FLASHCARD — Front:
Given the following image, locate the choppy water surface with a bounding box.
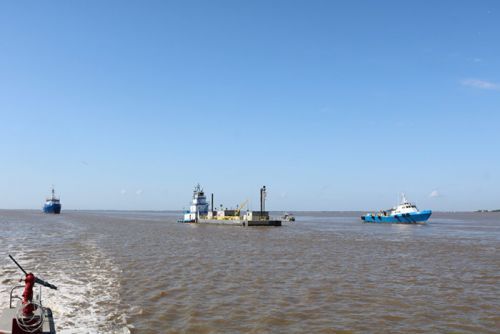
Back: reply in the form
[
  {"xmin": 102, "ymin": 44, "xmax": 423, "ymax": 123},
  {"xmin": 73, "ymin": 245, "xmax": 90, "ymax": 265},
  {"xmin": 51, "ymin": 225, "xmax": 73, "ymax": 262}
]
[{"xmin": 1, "ymin": 210, "xmax": 499, "ymax": 333}]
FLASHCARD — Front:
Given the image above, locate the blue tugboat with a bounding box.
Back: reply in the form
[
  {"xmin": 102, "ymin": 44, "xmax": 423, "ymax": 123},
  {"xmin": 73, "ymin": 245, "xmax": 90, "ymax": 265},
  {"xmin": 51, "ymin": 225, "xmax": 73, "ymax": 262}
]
[
  {"xmin": 361, "ymin": 194, "xmax": 431, "ymax": 224},
  {"xmin": 43, "ymin": 186, "xmax": 62, "ymax": 214}
]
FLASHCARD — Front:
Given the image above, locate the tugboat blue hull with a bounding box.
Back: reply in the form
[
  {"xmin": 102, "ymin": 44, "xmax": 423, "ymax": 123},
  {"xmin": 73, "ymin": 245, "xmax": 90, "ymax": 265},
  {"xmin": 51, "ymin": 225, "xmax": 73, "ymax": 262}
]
[
  {"xmin": 43, "ymin": 203, "xmax": 62, "ymax": 214},
  {"xmin": 362, "ymin": 210, "xmax": 431, "ymax": 224}
]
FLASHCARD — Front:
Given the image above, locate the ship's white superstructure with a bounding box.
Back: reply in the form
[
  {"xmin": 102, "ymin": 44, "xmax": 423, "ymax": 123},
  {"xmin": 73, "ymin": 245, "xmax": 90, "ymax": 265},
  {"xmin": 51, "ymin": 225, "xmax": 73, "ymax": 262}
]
[
  {"xmin": 183, "ymin": 184, "xmax": 209, "ymax": 222},
  {"xmin": 391, "ymin": 194, "xmax": 419, "ymax": 215}
]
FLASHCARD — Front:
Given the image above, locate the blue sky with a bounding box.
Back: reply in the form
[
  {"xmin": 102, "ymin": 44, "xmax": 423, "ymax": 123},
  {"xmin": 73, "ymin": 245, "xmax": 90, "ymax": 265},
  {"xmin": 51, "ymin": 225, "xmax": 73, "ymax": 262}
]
[{"xmin": 0, "ymin": 1, "xmax": 499, "ymax": 211}]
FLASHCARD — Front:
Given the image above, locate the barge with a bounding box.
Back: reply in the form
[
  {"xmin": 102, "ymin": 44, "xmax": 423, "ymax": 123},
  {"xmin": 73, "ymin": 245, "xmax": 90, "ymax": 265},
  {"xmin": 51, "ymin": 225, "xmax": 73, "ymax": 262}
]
[{"xmin": 179, "ymin": 185, "xmax": 281, "ymax": 227}]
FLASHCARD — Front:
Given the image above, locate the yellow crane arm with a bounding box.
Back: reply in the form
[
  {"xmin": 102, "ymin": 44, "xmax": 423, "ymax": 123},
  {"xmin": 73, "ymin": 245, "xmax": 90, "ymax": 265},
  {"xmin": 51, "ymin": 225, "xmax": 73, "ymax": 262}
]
[{"xmin": 236, "ymin": 199, "xmax": 249, "ymax": 213}]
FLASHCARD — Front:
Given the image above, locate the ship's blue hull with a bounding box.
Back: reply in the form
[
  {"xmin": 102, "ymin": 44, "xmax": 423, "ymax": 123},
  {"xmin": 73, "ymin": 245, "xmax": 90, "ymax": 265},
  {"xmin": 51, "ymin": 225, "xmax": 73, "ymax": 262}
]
[
  {"xmin": 362, "ymin": 210, "xmax": 431, "ymax": 224},
  {"xmin": 43, "ymin": 203, "xmax": 62, "ymax": 214}
]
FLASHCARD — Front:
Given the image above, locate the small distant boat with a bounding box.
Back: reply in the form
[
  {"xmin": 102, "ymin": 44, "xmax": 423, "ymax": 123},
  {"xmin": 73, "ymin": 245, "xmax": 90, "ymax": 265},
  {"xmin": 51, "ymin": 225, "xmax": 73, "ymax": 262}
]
[
  {"xmin": 281, "ymin": 213, "xmax": 295, "ymax": 222},
  {"xmin": 43, "ymin": 186, "xmax": 62, "ymax": 214},
  {"xmin": 361, "ymin": 194, "xmax": 431, "ymax": 224}
]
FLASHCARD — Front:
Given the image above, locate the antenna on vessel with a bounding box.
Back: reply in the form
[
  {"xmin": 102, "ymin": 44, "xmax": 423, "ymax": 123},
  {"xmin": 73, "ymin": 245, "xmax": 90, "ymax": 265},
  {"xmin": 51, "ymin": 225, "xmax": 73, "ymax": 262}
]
[{"xmin": 401, "ymin": 193, "xmax": 407, "ymax": 204}]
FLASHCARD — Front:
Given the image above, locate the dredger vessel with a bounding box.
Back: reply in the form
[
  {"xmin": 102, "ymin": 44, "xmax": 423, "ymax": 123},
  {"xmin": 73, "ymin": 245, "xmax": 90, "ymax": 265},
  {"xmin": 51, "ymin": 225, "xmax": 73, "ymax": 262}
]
[{"xmin": 180, "ymin": 184, "xmax": 281, "ymax": 226}]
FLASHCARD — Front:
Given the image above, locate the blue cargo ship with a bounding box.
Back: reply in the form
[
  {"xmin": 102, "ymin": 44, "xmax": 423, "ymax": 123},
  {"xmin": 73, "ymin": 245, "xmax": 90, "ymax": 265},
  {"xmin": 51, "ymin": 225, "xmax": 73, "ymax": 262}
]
[
  {"xmin": 43, "ymin": 187, "xmax": 62, "ymax": 214},
  {"xmin": 361, "ymin": 194, "xmax": 431, "ymax": 224}
]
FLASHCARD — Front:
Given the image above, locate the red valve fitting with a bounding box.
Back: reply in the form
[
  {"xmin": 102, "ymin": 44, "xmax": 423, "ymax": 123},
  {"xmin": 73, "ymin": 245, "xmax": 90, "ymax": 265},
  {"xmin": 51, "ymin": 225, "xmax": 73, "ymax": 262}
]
[{"xmin": 22, "ymin": 273, "xmax": 35, "ymax": 316}]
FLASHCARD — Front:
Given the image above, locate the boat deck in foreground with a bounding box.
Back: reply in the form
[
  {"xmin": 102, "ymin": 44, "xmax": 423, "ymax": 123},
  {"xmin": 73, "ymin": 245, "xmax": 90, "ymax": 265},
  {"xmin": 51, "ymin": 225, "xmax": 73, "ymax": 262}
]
[{"xmin": 0, "ymin": 305, "xmax": 56, "ymax": 334}]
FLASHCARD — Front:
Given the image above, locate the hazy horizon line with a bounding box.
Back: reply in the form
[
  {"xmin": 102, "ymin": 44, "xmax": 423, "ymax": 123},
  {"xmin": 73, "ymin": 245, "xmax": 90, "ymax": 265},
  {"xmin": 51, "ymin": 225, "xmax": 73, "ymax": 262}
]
[{"xmin": 0, "ymin": 208, "xmax": 496, "ymax": 214}]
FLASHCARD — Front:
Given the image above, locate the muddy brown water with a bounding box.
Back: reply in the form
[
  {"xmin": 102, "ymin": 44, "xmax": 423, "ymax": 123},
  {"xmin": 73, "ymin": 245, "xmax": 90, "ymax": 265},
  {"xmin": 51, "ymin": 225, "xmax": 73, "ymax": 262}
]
[{"xmin": 1, "ymin": 210, "xmax": 499, "ymax": 333}]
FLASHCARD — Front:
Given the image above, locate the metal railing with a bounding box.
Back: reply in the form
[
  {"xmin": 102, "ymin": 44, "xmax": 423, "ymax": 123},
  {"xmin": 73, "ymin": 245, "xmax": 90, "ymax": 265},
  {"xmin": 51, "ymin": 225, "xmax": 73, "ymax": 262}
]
[
  {"xmin": 9, "ymin": 285, "xmax": 43, "ymax": 309},
  {"xmin": 9, "ymin": 285, "xmax": 24, "ymax": 308}
]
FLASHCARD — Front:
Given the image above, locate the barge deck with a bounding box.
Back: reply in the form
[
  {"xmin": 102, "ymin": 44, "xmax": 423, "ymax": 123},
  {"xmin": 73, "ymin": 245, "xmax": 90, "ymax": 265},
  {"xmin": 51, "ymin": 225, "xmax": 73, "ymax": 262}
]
[{"xmin": 197, "ymin": 219, "xmax": 282, "ymax": 226}]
